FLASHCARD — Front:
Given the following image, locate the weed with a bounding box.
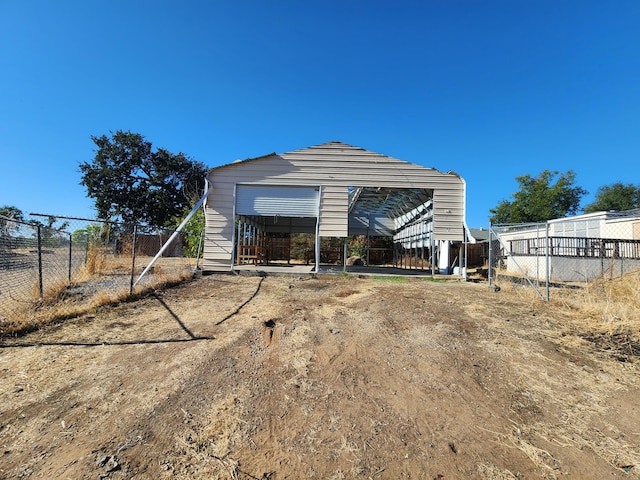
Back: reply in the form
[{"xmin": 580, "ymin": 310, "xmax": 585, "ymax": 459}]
[
  {"xmin": 371, "ymin": 275, "xmax": 406, "ymax": 283},
  {"xmin": 423, "ymin": 276, "xmax": 445, "ymax": 283},
  {"xmin": 556, "ymin": 270, "xmax": 640, "ymax": 330},
  {"xmin": 85, "ymin": 244, "xmax": 107, "ymax": 275}
]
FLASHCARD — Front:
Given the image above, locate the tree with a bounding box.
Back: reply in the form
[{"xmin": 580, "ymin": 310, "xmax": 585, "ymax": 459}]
[
  {"xmin": 71, "ymin": 224, "xmax": 103, "ymax": 246},
  {"xmin": 29, "ymin": 215, "xmax": 70, "ymax": 231},
  {"xmin": 168, "ymin": 207, "xmax": 205, "ymax": 257},
  {"xmin": 79, "ymin": 131, "xmax": 207, "ymax": 228},
  {"xmin": 0, "ymin": 205, "xmax": 24, "ymax": 222},
  {"xmin": 490, "ymin": 170, "xmax": 587, "ymax": 224},
  {"xmin": 0, "ymin": 205, "xmax": 25, "ymax": 235},
  {"xmin": 583, "ymin": 183, "xmax": 640, "ymax": 213}
]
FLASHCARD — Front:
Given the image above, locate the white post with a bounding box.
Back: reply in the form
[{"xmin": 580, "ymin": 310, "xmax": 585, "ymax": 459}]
[
  {"xmin": 438, "ymin": 240, "xmax": 450, "ymax": 274},
  {"xmin": 314, "ymin": 186, "xmax": 321, "ymax": 273},
  {"xmin": 133, "ymin": 182, "xmax": 209, "ymax": 288}
]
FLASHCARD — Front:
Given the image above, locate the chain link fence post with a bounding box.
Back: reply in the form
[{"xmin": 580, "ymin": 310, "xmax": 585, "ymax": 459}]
[
  {"xmin": 130, "ymin": 224, "xmax": 138, "ymax": 296},
  {"xmin": 488, "ymin": 225, "xmax": 493, "ymax": 288},
  {"xmin": 68, "ymin": 231, "xmax": 73, "ymax": 282},
  {"xmin": 545, "ymin": 221, "xmax": 550, "ymax": 301},
  {"xmin": 36, "ymin": 224, "xmax": 43, "ymax": 301}
]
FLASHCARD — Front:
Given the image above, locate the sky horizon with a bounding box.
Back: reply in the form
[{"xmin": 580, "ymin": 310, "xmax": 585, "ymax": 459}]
[{"xmin": 2, "ymin": 1, "xmax": 639, "ymax": 228}]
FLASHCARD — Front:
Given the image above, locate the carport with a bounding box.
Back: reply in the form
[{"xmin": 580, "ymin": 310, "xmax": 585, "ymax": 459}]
[{"xmin": 202, "ymin": 142, "xmax": 468, "ymax": 275}]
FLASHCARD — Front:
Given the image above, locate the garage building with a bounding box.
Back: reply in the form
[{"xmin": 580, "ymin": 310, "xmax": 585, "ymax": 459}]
[{"xmin": 202, "ymin": 141, "xmax": 467, "ymax": 274}]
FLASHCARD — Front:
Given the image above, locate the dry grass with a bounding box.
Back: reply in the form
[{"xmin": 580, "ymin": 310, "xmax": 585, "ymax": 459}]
[
  {"xmin": 41, "ymin": 278, "xmax": 73, "ymax": 305},
  {"xmin": 495, "ymin": 265, "xmax": 640, "ymax": 337},
  {"xmin": 84, "ymin": 244, "xmax": 108, "ymax": 275},
  {"xmin": 469, "ymin": 268, "xmax": 640, "ymax": 475},
  {"xmin": 557, "ymin": 270, "xmax": 640, "ymax": 326},
  {"xmin": 479, "ymin": 272, "xmax": 640, "ymax": 478},
  {"xmin": 172, "ymin": 392, "xmax": 247, "ymax": 479},
  {"xmin": 545, "ymin": 271, "xmax": 640, "ymax": 365},
  {"xmin": 0, "ymin": 249, "xmax": 195, "ymax": 338},
  {"xmin": 476, "ymin": 462, "xmax": 519, "ymax": 479},
  {"xmin": 551, "ymin": 270, "xmax": 640, "ymax": 346}
]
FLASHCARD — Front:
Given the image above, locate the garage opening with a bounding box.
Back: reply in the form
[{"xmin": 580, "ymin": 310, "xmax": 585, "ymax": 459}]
[
  {"xmin": 348, "ymin": 186, "xmax": 442, "ymax": 272},
  {"xmin": 233, "ymin": 185, "xmax": 321, "ymax": 271},
  {"xmin": 231, "ymin": 184, "xmax": 464, "ymax": 275}
]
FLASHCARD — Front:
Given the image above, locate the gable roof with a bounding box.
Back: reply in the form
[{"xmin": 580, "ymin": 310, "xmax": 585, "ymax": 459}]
[{"xmin": 211, "ymin": 141, "xmax": 460, "ymax": 178}]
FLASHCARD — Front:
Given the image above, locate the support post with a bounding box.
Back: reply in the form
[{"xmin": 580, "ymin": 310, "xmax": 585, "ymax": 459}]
[
  {"xmin": 195, "ymin": 228, "xmax": 205, "ymax": 272},
  {"xmin": 236, "ymin": 220, "xmax": 243, "ymax": 265},
  {"xmin": 134, "ymin": 183, "xmax": 209, "ymax": 287},
  {"xmin": 314, "ymin": 219, "xmax": 320, "ymax": 274},
  {"xmin": 343, "ymin": 237, "xmax": 348, "ymax": 272},
  {"xmin": 37, "ymin": 225, "xmax": 43, "ymax": 300},
  {"xmin": 366, "ymin": 215, "xmax": 371, "ymax": 266},
  {"xmin": 130, "ymin": 224, "xmax": 138, "ymax": 295},
  {"xmin": 545, "ymin": 222, "xmax": 550, "ymax": 301},
  {"xmin": 68, "ymin": 232, "xmax": 73, "ymax": 282},
  {"xmin": 535, "ymin": 224, "xmax": 540, "ymax": 286},
  {"xmin": 431, "ymin": 237, "xmax": 435, "ymax": 277},
  {"xmin": 463, "ymin": 225, "xmax": 468, "ymax": 280},
  {"xmin": 488, "ymin": 226, "xmax": 493, "ymax": 287}
]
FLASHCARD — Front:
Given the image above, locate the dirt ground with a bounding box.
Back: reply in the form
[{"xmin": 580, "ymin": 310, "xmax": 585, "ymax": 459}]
[{"xmin": 0, "ymin": 273, "xmax": 639, "ymax": 479}]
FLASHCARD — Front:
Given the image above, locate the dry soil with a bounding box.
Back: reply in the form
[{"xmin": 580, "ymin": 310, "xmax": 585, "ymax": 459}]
[{"xmin": 0, "ymin": 273, "xmax": 639, "ymax": 479}]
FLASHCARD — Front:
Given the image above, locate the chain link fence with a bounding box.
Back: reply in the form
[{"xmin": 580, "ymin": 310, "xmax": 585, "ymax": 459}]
[
  {"xmin": 0, "ymin": 213, "xmax": 203, "ymax": 333},
  {"xmin": 489, "ymin": 210, "xmax": 640, "ymax": 300}
]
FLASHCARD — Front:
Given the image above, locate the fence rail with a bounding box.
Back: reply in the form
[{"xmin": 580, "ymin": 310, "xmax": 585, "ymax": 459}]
[{"xmin": 507, "ymin": 236, "xmax": 640, "ymax": 259}]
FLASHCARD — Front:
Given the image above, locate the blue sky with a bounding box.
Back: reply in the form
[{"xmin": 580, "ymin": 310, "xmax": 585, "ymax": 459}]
[{"xmin": 1, "ymin": 0, "xmax": 639, "ymax": 228}]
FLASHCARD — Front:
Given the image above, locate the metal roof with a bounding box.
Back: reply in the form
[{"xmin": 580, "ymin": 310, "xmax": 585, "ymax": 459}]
[{"xmin": 348, "ymin": 186, "xmax": 433, "ymax": 218}]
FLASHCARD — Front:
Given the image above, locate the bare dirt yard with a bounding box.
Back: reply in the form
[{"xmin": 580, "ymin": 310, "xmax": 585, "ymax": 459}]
[{"xmin": 0, "ymin": 273, "xmax": 639, "ymax": 479}]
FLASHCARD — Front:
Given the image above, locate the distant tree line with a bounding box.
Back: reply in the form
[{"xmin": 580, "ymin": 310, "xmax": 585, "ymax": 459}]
[{"xmin": 0, "ymin": 207, "xmax": 69, "ymax": 234}]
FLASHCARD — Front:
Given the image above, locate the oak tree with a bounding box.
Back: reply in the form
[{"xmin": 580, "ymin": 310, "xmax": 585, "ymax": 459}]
[
  {"xmin": 80, "ymin": 131, "xmax": 207, "ymax": 228},
  {"xmin": 0, "ymin": 205, "xmax": 25, "ymax": 235}
]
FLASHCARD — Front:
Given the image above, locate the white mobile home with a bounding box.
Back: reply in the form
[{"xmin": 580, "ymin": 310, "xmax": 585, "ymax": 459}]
[{"xmin": 494, "ymin": 209, "xmax": 640, "ymax": 281}]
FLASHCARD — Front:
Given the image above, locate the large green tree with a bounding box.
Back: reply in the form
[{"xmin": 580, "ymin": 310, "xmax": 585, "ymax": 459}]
[
  {"xmin": 583, "ymin": 182, "xmax": 640, "ymax": 213},
  {"xmin": 80, "ymin": 131, "xmax": 207, "ymax": 228},
  {"xmin": 490, "ymin": 170, "xmax": 587, "ymax": 224}
]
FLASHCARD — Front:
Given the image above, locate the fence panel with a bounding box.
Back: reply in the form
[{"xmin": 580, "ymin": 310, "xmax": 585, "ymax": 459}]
[
  {"xmin": 489, "ymin": 224, "xmax": 548, "ymax": 300},
  {"xmin": 0, "ymin": 214, "xmax": 202, "ymax": 331},
  {"xmin": 490, "ymin": 212, "xmax": 640, "ymax": 300},
  {"xmin": 1, "ymin": 219, "xmax": 41, "ymax": 315}
]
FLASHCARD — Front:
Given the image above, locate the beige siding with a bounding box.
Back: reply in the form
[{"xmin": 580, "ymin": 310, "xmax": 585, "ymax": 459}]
[
  {"xmin": 202, "ymin": 188, "xmax": 234, "ymax": 271},
  {"xmin": 433, "ymin": 189, "xmax": 465, "ymax": 240},
  {"xmin": 204, "ymin": 142, "xmax": 466, "ymax": 266},
  {"xmin": 319, "ymin": 186, "xmax": 348, "ymax": 237}
]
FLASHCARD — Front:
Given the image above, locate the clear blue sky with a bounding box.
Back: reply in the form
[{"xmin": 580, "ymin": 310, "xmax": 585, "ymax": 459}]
[{"xmin": 1, "ymin": 0, "xmax": 639, "ymax": 228}]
